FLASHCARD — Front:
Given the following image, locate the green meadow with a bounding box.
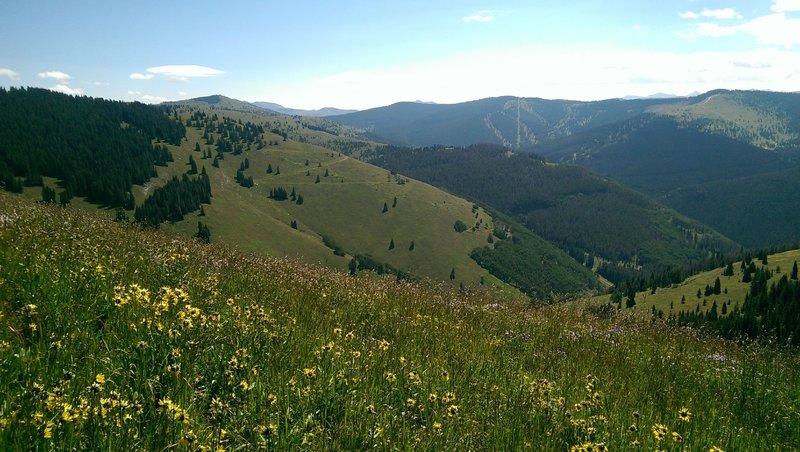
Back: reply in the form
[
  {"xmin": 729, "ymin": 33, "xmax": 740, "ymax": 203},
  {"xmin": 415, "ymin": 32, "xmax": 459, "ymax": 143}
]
[{"xmin": 1, "ymin": 192, "xmax": 799, "ymax": 450}]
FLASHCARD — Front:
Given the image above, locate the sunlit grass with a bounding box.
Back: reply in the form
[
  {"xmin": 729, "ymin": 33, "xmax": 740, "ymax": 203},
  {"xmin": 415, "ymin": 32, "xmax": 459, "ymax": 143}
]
[{"xmin": 1, "ymin": 192, "xmax": 798, "ymax": 450}]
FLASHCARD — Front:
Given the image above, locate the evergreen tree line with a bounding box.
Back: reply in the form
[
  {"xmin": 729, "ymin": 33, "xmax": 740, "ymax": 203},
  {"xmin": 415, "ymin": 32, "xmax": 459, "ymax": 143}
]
[
  {"xmin": 0, "ymin": 87, "xmax": 184, "ymax": 207},
  {"xmin": 268, "ymin": 186, "xmax": 304, "ymax": 204},
  {"xmin": 611, "ymin": 244, "xmax": 799, "ymax": 299},
  {"xmin": 673, "ymin": 266, "xmax": 800, "ymax": 346},
  {"xmin": 134, "ymin": 172, "xmax": 211, "ymax": 227}
]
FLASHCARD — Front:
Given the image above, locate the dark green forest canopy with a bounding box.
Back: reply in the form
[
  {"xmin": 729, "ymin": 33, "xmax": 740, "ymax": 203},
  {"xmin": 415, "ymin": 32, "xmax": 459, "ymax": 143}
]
[
  {"xmin": 366, "ymin": 144, "xmax": 736, "ymax": 272},
  {"xmin": 0, "ymin": 87, "xmax": 185, "ymax": 206}
]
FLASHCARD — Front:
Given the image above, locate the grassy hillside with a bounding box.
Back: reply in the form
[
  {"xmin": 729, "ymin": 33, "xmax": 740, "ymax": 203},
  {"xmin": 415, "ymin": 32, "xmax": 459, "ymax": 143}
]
[
  {"xmin": 653, "ymin": 90, "xmax": 800, "ymax": 152},
  {"xmin": 137, "ymin": 105, "xmax": 504, "ymax": 289},
  {"xmin": 591, "ymin": 249, "xmax": 800, "ymax": 323},
  {"xmin": 2, "ymin": 193, "xmax": 799, "ymax": 450}
]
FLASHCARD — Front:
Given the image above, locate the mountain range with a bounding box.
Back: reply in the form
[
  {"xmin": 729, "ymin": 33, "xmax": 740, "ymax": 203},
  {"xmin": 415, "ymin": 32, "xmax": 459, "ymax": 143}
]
[
  {"xmin": 328, "ymin": 89, "xmax": 800, "ymax": 248},
  {"xmin": 252, "ymin": 101, "xmax": 357, "ymax": 117}
]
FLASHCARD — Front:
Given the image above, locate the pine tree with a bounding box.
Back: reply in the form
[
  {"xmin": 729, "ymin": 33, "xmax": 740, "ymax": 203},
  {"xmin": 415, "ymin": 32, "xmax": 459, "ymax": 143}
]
[
  {"xmin": 324, "ymin": 168, "xmax": 329, "ymax": 177},
  {"xmin": 626, "ymin": 290, "xmax": 636, "ymax": 308},
  {"xmin": 315, "ymin": 175, "xmax": 320, "ymax": 184},
  {"xmin": 392, "ymin": 196, "xmax": 397, "ymax": 208},
  {"xmin": 713, "ymin": 276, "xmax": 721, "ymax": 295},
  {"xmin": 382, "ymin": 202, "xmax": 388, "ymax": 213},
  {"xmin": 723, "ymin": 262, "xmax": 734, "ymax": 276},
  {"xmin": 267, "ymin": 163, "xmax": 273, "ymax": 174},
  {"xmin": 409, "ymin": 241, "xmax": 415, "ymax": 251},
  {"xmin": 792, "ymin": 261, "xmax": 798, "ymax": 280},
  {"xmin": 388, "ymin": 238, "xmax": 395, "ymax": 250},
  {"xmin": 450, "ymin": 268, "xmax": 456, "ymax": 280},
  {"xmin": 290, "ymin": 220, "xmax": 297, "ymax": 229},
  {"xmin": 194, "ymin": 221, "xmax": 211, "ymax": 243},
  {"xmin": 188, "ymin": 155, "xmax": 197, "ymax": 174},
  {"xmin": 296, "ymin": 195, "xmax": 304, "ymax": 205},
  {"xmin": 348, "ymin": 258, "xmax": 357, "ymax": 276},
  {"xmin": 41, "ymin": 185, "xmax": 56, "ymax": 204}
]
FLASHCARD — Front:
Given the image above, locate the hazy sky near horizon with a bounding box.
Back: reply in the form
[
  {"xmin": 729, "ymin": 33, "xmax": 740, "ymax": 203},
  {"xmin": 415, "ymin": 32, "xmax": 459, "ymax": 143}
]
[{"xmin": 1, "ymin": 0, "xmax": 799, "ymax": 110}]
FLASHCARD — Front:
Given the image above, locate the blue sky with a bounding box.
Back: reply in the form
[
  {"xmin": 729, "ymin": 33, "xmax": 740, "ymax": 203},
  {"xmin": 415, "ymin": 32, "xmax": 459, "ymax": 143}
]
[{"xmin": 1, "ymin": 0, "xmax": 798, "ymax": 109}]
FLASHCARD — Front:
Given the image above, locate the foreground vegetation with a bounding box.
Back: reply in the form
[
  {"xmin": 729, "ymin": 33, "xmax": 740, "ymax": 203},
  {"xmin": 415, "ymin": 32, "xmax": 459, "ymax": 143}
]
[{"xmin": 2, "ymin": 193, "xmax": 799, "ymax": 450}]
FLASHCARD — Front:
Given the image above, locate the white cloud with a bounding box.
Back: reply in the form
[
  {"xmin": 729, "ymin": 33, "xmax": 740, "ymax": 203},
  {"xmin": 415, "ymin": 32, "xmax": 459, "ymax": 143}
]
[
  {"xmin": 772, "ymin": 0, "xmax": 800, "ymax": 12},
  {"xmin": 680, "ymin": 8, "xmax": 742, "ymax": 20},
  {"xmin": 0, "ymin": 68, "xmax": 20, "ymax": 80},
  {"xmin": 703, "ymin": 8, "xmax": 742, "ymax": 19},
  {"xmin": 129, "ymin": 72, "xmax": 155, "ymax": 80},
  {"xmin": 177, "ymin": 91, "xmax": 187, "ymax": 96},
  {"xmin": 685, "ymin": 13, "xmax": 800, "ymax": 47},
  {"xmin": 695, "ymin": 22, "xmax": 739, "ymax": 37},
  {"xmin": 49, "ymin": 84, "xmax": 83, "ymax": 96},
  {"xmin": 127, "ymin": 90, "xmax": 142, "ymax": 96},
  {"xmin": 264, "ymin": 46, "xmax": 800, "ymax": 110},
  {"xmin": 91, "ymin": 81, "xmax": 111, "ymax": 86},
  {"xmin": 739, "ymin": 13, "xmax": 800, "ymax": 47},
  {"xmin": 143, "ymin": 64, "xmax": 225, "ymax": 82},
  {"xmin": 38, "ymin": 71, "xmax": 71, "ymax": 81},
  {"xmin": 463, "ymin": 10, "xmax": 495, "ymax": 22},
  {"xmin": 141, "ymin": 94, "xmax": 167, "ymax": 103}
]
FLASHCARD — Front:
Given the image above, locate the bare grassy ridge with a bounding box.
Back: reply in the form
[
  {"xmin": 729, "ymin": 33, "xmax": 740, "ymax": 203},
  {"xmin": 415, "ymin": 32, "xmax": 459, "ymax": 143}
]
[{"xmin": 1, "ymin": 193, "xmax": 798, "ymax": 450}]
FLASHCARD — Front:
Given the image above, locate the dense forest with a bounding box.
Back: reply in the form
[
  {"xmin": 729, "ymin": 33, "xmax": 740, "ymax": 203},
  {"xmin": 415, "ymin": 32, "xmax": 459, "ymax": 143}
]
[
  {"xmin": 0, "ymin": 87, "xmax": 184, "ymax": 206},
  {"xmin": 366, "ymin": 144, "xmax": 735, "ymax": 275},
  {"xmin": 470, "ymin": 208, "xmax": 600, "ymax": 296},
  {"xmin": 134, "ymin": 172, "xmax": 211, "ymax": 227}
]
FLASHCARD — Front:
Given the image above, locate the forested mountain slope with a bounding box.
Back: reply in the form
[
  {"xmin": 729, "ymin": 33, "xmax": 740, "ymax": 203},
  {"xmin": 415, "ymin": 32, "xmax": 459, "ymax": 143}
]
[{"xmin": 365, "ymin": 144, "xmax": 737, "ymax": 277}]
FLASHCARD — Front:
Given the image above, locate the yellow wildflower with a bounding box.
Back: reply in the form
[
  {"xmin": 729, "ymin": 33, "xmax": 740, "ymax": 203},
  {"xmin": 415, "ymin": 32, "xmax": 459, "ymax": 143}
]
[
  {"xmin": 447, "ymin": 405, "xmax": 459, "ymax": 417},
  {"xmin": 652, "ymin": 423, "xmax": 668, "ymax": 441}
]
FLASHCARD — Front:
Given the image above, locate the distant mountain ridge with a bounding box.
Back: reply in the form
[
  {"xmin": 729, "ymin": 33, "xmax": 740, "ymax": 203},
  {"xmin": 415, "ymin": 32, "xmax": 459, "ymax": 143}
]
[
  {"xmin": 252, "ymin": 101, "xmax": 357, "ymax": 117},
  {"xmin": 329, "ymin": 95, "xmax": 685, "ymax": 148},
  {"xmin": 329, "ymin": 90, "xmax": 800, "ymax": 152}
]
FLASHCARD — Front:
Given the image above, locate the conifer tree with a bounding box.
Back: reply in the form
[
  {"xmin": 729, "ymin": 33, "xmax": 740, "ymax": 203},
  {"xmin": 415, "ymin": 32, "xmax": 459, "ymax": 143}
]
[
  {"xmin": 792, "ymin": 261, "xmax": 798, "ymax": 280},
  {"xmin": 388, "ymin": 238, "xmax": 395, "ymax": 250},
  {"xmin": 315, "ymin": 175, "xmax": 320, "ymax": 183},
  {"xmin": 188, "ymin": 155, "xmax": 198, "ymax": 174},
  {"xmin": 382, "ymin": 202, "xmax": 388, "ymax": 213}
]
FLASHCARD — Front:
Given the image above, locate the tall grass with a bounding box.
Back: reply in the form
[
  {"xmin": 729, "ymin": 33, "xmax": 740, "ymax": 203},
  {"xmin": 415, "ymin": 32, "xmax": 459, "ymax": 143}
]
[{"xmin": 1, "ymin": 193, "xmax": 798, "ymax": 450}]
